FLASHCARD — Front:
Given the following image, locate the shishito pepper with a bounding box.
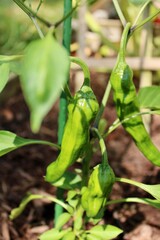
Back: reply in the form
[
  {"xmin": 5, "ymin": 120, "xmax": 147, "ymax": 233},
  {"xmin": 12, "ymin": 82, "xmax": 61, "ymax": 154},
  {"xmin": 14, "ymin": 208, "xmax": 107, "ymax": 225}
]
[
  {"xmin": 110, "ymin": 22, "xmax": 160, "ymax": 167},
  {"xmin": 81, "ymin": 163, "xmax": 115, "ymax": 218},
  {"xmin": 45, "ymin": 84, "xmax": 99, "ymax": 183}
]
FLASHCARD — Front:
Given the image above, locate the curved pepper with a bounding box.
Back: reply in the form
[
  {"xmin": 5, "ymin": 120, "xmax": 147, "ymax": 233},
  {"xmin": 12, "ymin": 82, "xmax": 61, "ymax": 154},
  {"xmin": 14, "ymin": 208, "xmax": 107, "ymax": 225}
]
[
  {"xmin": 110, "ymin": 22, "xmax": 160, "ymax": 166},
  {"xmin": 81, "ymin": 163, "xmax": 115, "ymax": 218},
  {"xmin": 45, "ymin": 85, "xmax": 99, "ymax": 183}
]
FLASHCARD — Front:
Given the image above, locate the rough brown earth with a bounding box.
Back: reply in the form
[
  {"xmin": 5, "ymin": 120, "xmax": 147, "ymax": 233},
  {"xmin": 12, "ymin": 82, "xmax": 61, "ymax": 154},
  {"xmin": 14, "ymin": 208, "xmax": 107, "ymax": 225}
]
[{"xmin": 0, "ymin": 74, "xmax": 160, "ymax": 240}]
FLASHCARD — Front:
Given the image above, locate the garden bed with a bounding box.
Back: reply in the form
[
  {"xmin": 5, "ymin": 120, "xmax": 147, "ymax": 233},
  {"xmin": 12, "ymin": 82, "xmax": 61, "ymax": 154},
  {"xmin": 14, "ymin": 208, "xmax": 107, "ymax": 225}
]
[{"xmin": 0, "ymin": 74, "xmax": 160, "ymax": 240}]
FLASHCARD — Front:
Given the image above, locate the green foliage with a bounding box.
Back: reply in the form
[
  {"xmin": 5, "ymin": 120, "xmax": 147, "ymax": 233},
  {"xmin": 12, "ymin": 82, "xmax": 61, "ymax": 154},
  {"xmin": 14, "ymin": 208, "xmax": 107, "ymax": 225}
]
[
  {"xmin": 20, "ymin": 32, "xmax": 69, "ymax": 133},
  {"xmin": 87, "ymin": 224, "xmax": 123, "ymax": 240},
  {"xmin": 0, "ymin": 63, "xmax": 9, "ymax": 93},
  {"xmin": 39, "ymin": 228, "xmax": 72, "ymax": 240},
  {"xmin": 128, "ymin": 0, "xmax": 149, "ymax": 6},
  {"xmin": 1, "ymin": 1, "xmax": 160, "ymax": 240},
  {"xmin": 52, "ymin": 171, "xmax": 82, "ymax": 190},
  {"xmin": 10, "ymin": 194, "xmax": 44, "ymax": 220},
  {"xmin": 55, "ymin": 212, "xmax": 71, "ymax": 230},
  {"xmin": 138, "ymin": 86, "xmax": 160, "ymax": 110},
  {"xmin": 0, "ymin": 130, "xmax": 58, "ymax": 156}
]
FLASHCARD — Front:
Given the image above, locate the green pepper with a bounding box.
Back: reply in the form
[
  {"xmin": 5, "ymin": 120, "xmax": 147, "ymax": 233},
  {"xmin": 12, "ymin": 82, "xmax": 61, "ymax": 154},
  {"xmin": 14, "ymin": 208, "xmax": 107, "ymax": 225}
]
[
  {"xmin": 81, "ymin": 163, "xmax": 115, "ymax": 218},
  {"xmin": 110, "ymin": 22, "xmax": 160, "ymax": 167},
  {"xmin": 45, "ymin": 84, "xmax": 99, "ymax": 183}
]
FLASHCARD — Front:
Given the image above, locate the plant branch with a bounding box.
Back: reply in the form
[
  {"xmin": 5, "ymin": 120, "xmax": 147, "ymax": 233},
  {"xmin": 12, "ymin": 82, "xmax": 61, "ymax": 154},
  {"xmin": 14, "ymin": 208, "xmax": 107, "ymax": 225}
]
[
  {"xmin": 132, "ymin": 0, "xmax": 151, "ymax": 27},
  {"xmin": 112, "ymin": 0, "xmax": 126, "ymax": 26},
  {"xmin": 12, "ymin": 0, "xmax": 52, "ymax": 27},
  {"xmin": 105, "ymin": 109, "xmax": 160, "ymax": 137},
  {"xmin": 131, "ymin": 8, "xmax": 160, "ymax": 33},
  {"xmin": 12, "ymin": 0, "xmax": 79, "ymax": 29},
  {"xmin": 92, "ymin": 127, "xmax": 108, "ymax": 166},
  {"xmin": 93, "ymin": 81, "xmax": 111, "ymax": 128},
  {"xmin": 30, "ymin": 16, "xmax": 44, "ymax": 39},
  {"xmin": 70, "ymin": 56, "xmax": 91, "ymax": 86}
]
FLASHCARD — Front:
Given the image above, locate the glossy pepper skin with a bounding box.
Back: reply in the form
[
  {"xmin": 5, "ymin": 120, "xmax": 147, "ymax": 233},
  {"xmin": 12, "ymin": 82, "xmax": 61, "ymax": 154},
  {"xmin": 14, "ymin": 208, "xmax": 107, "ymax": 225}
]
[
  {"xmin": 81, "ymin": 164, "xmax": 115, "ymax": 218},
  {"xmin": 110, "ymin": 22, "xmax": 160, "ymax": 167},
  {"xmin": 45, "ymin": 85, "xmax": 99, "ymax": 183}
]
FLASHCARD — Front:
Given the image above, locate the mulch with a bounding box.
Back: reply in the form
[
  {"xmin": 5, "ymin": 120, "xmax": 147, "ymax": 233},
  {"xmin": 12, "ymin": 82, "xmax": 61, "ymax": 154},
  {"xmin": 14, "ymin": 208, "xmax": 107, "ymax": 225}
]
[{"xmin": 0, "ymin": 74, "xmax": 160, "ymax": 240}]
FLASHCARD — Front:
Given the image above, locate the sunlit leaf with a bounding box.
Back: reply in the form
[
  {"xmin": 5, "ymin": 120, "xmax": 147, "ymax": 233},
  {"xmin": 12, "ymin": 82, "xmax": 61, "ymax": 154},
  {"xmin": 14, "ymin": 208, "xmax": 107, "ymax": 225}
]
[
  {"xmin": 86, "ymin": 234, "xmax": 101, "ymax": 240},
  {"xmin": 87, "ymin": 224, "xmax": 123, "ymax": 240},
  {"xmin": 117, "ymin": 177, "xmax": 160, "ymax": 201},
  {"xmin": 0, "ymin": 130, "xmax": 59, "ymax": 156},
  {"xmin": 55, "ymin": 212, "xmax": 71, "ymax": 230},
  {"xmin": 0, "ymin": 63, "xmax": 9, "ymax": 93},
  {"xmin": 0, "ymin": 55, "xmax": 22, "ymax": 64},
  {"xmin": 10, "ymin": 194, "xmax": 44, "ymax": 220},
  {"xmin": 138, "ymin": 86, "xmax": 160, "ymax": 110},
  {"xmin": 62, "ymin": 231, "xmax": 76, "ymax": 240},
  {"xmin": 21, "ymin": 33, "xmax": 69, "ymax": 133},
  {"xmin": 39, "ymin": 228, "xmax": 72, "ymax": 240},
  {"xmin": 106, "ymin": 197, "xmax": 160, "ymax": 209},
  {"xmin": 52, "ymin": 171, "xmax": 81, "ymax": 190},
  {"xmin": 139, "ymin": 183, "xmax": 160, "ymax": 201},
  {"xmin": 66, "ymin": 190, "xmax": 79, "ymax": 209},
  {"xmin": 127, "ymin": 198, "xmax": 160, "ymax": 208}
]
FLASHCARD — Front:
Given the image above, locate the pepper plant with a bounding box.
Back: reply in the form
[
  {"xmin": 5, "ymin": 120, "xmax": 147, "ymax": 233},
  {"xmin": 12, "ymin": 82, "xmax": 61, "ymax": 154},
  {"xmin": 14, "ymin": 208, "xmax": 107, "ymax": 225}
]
[{"xmin": 1, "ymin": 0, "xmax": 160, "ymax": 239}]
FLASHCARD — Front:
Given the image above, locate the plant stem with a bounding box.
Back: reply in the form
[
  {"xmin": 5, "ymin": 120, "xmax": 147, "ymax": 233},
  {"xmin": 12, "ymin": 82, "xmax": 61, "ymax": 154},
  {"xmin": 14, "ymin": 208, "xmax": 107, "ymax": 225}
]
[
  {"xmin": 12, "ymin": 0, "xmax": 78, "ymax": 29},
  {"xmin": 112, "ymin": 0, "xmax": 126, "ymax": 26},
  {"xmin": 93, "ymin": 81, "xmax": 111, "ymax": 128},
  {"xmin": 70, "ymin": 56, "xmax": 90, "ymax": 86},
  {"xmin": 30, "ymin": 16, "xmax": 44, "ymax": 39},
  {"xmin": 92, "ymin": 128, "xmax": 108, "ymax": 166},
  {"xmin": 105, "ymin": 110, "xmax": 160, "ymax": 137},
  {"xmin": 55, "ymin": 0, "xmax": 73, "ymax": 225},
  {"xmin": 12, "ymin": 0, "xmax": 52, "ymax": 27},
  {"xmin": 44, "ymin": 195, "xmax": 73, "ymax": 214},
  {"xmin": 131, "ymin": 8, "xmax": 160, "ymax": 33},
  {"xmin": 106, "ymin": 197, "xmax": 151, "ymax": 206},
  {"xmin": 116, "ymin": 177, "xmax": 141, "ymax": 186},
  {"xmin": 132, "ymin": 0, "xmax": 151, "ymax": 27}
]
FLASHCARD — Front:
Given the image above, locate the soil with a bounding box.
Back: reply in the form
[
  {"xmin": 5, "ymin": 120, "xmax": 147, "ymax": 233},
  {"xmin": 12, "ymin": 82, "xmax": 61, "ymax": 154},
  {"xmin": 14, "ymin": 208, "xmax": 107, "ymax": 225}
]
[{"xmin": 1, "ymin": 73, "xmax": 160, "ymax": 240}]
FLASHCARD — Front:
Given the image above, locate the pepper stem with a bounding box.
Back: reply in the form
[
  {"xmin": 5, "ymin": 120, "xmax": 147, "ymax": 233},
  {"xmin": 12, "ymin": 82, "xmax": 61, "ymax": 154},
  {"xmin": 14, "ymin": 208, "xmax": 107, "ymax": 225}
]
[
  {"xmin": 70, "ymin": 56, "xmax": 90, "ymax": 87},
  {"xmin": 117, "ymin": 22, "xmax": 131, "ymax": 63},
  {"xmin": 92, "ymin": 128, "xmax": 108, "ymax": 167}
]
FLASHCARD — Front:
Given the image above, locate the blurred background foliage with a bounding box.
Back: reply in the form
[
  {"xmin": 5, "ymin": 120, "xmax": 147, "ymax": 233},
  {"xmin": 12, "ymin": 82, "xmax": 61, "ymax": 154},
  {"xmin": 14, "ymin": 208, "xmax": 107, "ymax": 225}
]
[
  {"xmin": 0, "ymin": 0, "xmax": 64, "ymax": 54},
  {"xmin": 1, "ymin": 0, "xmax": 160, "ymax": 54}
]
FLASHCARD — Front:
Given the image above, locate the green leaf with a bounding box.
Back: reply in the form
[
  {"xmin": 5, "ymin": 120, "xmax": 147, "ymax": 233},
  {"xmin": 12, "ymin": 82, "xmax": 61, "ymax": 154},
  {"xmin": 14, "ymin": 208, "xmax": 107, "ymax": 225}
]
[
  {"xmin": 138, "ymin": 86, "xmax": 160, "ymax": 110},
  {"xmin": 0, "ymin": 130, "xmax": 59, "ymax": 156},
  {"xmin": 107, "ymin": 197, "xmax": 160, "ymax": 209},
  {"xmin": 0, "ymin": 63, "xmax": 9, "ymax": 93},
  {"xmin": 87, "ymin": 224, "xmax": 123, "ymax": 240},
  {"xmin": 116, "ymin": 178, "xmax": 160, "ymax": 201},
  {"xmin": 21, "ymin": 33, "xmax": 69, "ymax": 133},
  {"xmin": 0, "ymin": 55, "xmax": 22, "ymax": 64},
  {"xmin": 86, "ymin": 234, "xmax": 101, "ymax": 240},
  {"xmin": 53, "ymin": 171, "xmax": 81, "ymax": 190},
  {"xmin": 55, "ymin": 212, "xmax": 71, "ymax": 230},
  {"xmin": 128, "ymin": 0, "xmax": 148, "ymax": 5},
  {"xmin": 62, "ymin": 231, "xmax": 76, "ymax": 240},
  {"xmin": 66, "ymin": 190, "xmax": 79, "ymax": 209},
  {"xmin": 138, "ymin": 184, "xmax": 160, "ymax": 201},
  {"xmin": 127, "ymin": 198, "xmax": 160, "ymax": 208},
  {"xmin": 10, "ymin": 194, "xmax": 44, "ymax": 220},
  {"xmin": 10, "ymin": 60, "xmax": 22, "ymax": 75},
  {"xmin": 39, "ymin": 228, "xmax": 72, "ymax": 240}
]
